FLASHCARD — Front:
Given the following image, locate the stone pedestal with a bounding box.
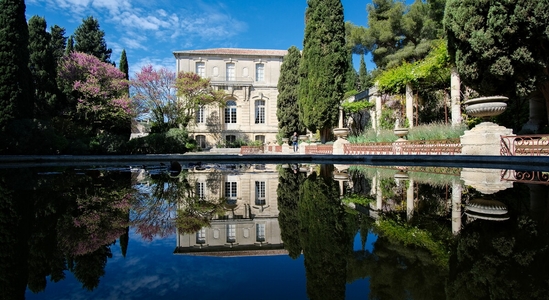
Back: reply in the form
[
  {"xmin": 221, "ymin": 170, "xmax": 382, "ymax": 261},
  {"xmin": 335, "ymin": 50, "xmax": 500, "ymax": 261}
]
[
  {"xmin": 461, "ymin": 168, "xmax": 512, "ymax": 194},
  {"xmin": 460, "ymin": 122, "xmax": 513, "ymax": 155},
  {"xmin": 333, "ymin": 137, "xmax": 349, "ymax": 155}
]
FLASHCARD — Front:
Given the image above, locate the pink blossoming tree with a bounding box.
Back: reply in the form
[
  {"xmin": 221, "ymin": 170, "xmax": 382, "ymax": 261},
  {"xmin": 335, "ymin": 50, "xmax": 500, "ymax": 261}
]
[{"xmin": 57, "ymin": 52, "xmax": 133, "ymax": 135}]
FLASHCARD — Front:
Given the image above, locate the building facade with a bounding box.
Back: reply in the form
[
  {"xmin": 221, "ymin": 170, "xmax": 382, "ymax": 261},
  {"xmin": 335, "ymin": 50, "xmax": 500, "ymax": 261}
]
[
  {"xmin": 175, "ymin": 164, "xmax": 284, "ymax": 256},
  {"xmin": 173, "ymin": 48, "xmax": 287, "ymax": 150}
]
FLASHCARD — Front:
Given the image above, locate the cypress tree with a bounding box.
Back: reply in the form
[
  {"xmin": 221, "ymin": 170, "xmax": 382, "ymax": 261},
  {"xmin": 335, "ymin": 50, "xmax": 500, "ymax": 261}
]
[
  {"xmin": 73, "ymin": 16, "xmax": 112, "ymax": 63},
  {"xmin": 0, "ymin": 0, "xmax": 34, "ymax": 132},
  {"xmin": 49, "ymin": 25, "xmax": 66, "ymax": 63},
  {"xmin": 344, "ymin": 47, "xmax": 358, "ymax": 93},
  {"xmin": 28, "ymin": 15, "xmax": 59, "ymax": 118},
  {"xmin": 358, "ymin": 54, "xmax": 372, "ymax": 91},
  {"xmin": 65, "ymin": 35, "xmax": 74, "ymax": 55},
  {"xmin": 119, "ymin": 49, "xmax": 129, "ymax": 95},
  {"xmin": 276, "ymin": 46, "xmax": 304, "ymax": 139},
  {"xmin": 298, "ymin": 0, "xmax": 347, "ymax": 142}
]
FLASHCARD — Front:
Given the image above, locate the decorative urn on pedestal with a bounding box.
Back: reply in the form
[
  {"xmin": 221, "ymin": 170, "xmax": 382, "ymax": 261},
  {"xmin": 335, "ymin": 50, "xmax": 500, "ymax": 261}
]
[
  {"xmin": 460, "ymin": 96, "xmax": 513, "ymax": 155},
  {"xmin": 464, "ymin": 96, "xmax": 508, "ymax": 121}
]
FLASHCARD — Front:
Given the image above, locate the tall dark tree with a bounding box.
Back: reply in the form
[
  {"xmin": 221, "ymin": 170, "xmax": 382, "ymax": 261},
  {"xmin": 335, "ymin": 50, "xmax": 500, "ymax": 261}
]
[
  {"xmin": 73, "ymin": 16, "xmax": 112, "ymax": 63},
  {"xmin": 28, "ymin": 15, "xmax": 59, "ymax": 118},
  {"xmin": 358, "ymin": 54, "xmax": 372, "ymax": 91},
  {"xmin": 0, "ymin": 0, "xmax": 34, "ymax": 132},
  {"xmin": 298, "ymin": 0, "xmax": 348, "ymax": 142},
  {"xmin": 65, "ymin": 35, "xmax": 74, "ymax": 55},
  {"xmin": 277, "ymin": 46, "xmax": 304, "ymax": 139},
  {"xmin": 119, "ymin": 49, "xmax": 129, "ymax": 96},
  {"xmin": 49, "ymin": 25, "xmax": 67, "ymax": 63},
  {"xmin": 344, "ymin": 47, "xmax": 358, "ymax": 93}
]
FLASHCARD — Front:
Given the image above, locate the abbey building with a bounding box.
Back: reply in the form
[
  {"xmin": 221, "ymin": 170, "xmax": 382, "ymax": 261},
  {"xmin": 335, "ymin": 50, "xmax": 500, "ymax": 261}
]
[{"xmin": 173, "ymin": 48, "xmax": 287, "ymax": 149}]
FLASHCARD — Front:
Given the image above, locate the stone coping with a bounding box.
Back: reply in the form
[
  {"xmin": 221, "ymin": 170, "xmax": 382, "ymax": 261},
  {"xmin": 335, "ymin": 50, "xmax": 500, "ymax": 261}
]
[{"xmin": 0, "ymin": 154, "xmax": 548, "ymax": 171}]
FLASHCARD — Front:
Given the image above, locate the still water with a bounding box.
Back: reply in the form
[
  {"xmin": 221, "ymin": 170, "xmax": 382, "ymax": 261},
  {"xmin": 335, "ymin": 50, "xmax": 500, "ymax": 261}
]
[{"xmin": 0, "ymin": 162, "xmax": 546, "ymax": 299}]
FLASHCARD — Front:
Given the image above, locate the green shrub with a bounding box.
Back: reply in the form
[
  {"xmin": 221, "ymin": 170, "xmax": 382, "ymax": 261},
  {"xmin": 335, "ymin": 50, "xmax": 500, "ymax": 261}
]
[{"xmin": 125, "ymin": 128, "xmax": 192, "ymax": 154}]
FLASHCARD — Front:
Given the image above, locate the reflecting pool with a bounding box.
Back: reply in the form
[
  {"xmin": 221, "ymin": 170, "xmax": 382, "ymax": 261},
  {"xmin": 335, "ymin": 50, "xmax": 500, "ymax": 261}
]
[{"xmin": 0, "ymin": 162, "xmax": 546, "ymax": 299}]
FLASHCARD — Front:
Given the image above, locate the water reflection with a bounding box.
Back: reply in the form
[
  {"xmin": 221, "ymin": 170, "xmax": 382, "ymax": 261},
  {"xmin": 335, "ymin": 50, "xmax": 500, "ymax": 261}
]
[{"xmin": 0, "ymin": 163, "xmax": 546, "ymax": 299}]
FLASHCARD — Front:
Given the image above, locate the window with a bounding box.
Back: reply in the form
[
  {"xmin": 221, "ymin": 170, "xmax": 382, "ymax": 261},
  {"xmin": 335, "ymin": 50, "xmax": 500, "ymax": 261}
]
[
  {"xmin": 225, "ymin": 181, "xmax": 237, "ymax": 200},
  {"xmin": 255, "ymin": 100, "xmax": 265, "ymax": 124},
  {"xmin": 256, "ymin": 224, "xmax": 265, "ymax": 242},
  {"xmin": 196, "ymin": 135, "xmax": 206, "ymax": 149},
  {"xmin": 227, "ymin": 224, "xmax": 236, "ymax": 243},
  {"xmin": 255, "ymin": 63, "xmax": 264, "ymax": 81},
  {"xmin": 255, "ymin": 135, "xmax": 265, "ymax": 144},
  {"xmin": 196, "ymin": 228, "xmax": 206, "ymax": 244},
  {"xmin": 195, "ymin": 62, "xmax": 205, "ymax": 77},
  {"xmin": 196, "ymin": 182, "xmax": 205, "ymax": 199},
  {"xmin": 196, "ymin": 105, "xmax": 205, "ymax": 123},
  {"xmin": 225, "ymin": 100, "xmax": 237, "ymax": 123},
  {"xmin": 255, "ymin": 181, "xmax": 265, "ymax": 205},
  {"xmin": 226, "ymin": 63, "xmax": 235, "ymax": 81}
]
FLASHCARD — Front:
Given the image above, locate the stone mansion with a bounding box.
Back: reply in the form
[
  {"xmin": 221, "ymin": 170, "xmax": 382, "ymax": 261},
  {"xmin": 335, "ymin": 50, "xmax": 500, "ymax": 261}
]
[{"xmin": 173, "ymin": 48, "xmax": 287, "ymax": 149}]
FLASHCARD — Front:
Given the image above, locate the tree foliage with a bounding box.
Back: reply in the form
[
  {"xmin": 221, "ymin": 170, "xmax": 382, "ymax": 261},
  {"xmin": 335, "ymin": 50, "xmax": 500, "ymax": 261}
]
[
  {"xmin": 57, "ymin": 52, "xmax": 132, "ymax": 136},
  {"xmin": 376, "ymin": 40, "xmax": 450, "ymax": 94},
  {"xmin": 28, "ymin": 15, "xmax": 60, "ymax": 118},
  {"xmin": 118, "ymin": 49, "xmax": 129, "ymax": 95},
  {"xmin": 444, "ymin": 0, "xmax": 549, "ymax": 123},
  {"xmin": 175, "ymin": 72, "xmax": 226, "ymax": 128},
  {"xmin": 347, "ymin": 0, "xmax": 445, "ymax": 70},
  {"xmin": 49, "ymin": 24, "xmax": 66, "ymax": 63},
  {"xmin": 0, "ymin": 0, "xmax": 34, "ymax": 131},
  {"xmin": 299, "ymin": 0, "xmax": 348, "ymax": 142},
  {"xmin": 73, "ymin": 16, "xmax": 112, "ymax": 63},
  {"xmin": 277, "ymin": 46, "xmax": 304, "ymax": 139},
  {"xmin": 132, "ymin": 67, "xmax": 225, "ymax": 133},
  {"xmin": 358, "ymin": 54, "xmax": 372, "ymax": 91}
]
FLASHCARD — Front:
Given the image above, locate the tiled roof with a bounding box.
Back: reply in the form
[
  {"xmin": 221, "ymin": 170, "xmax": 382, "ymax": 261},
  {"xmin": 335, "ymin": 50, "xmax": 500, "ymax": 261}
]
[{"xmin": 173, "ymin": 48, "xmax": 288, "ymax": 57}]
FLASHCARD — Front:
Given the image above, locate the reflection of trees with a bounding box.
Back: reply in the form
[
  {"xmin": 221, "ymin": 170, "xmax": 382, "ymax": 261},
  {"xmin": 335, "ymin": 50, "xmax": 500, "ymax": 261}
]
[
  {"xmin": 298, "ymin": 166, "xmax": 356, "ymax": 300},
  {"xmin": 0, "ymin": 168, "xmax": 133, "ymax": 296},
  {"xmin": 364, "ymin": 236, "xmax": 447, "ymax": 299},
  {"xmin": 131, "ymin": 173, "xmax": 180, "ymax": 240},
  {"xmin": 0, "ymin": 176, "xmax": 31, "ymax": 300},
  {"xmin": 277, "ymin": 165, "xmax": 306, "ymax": 258},
  {"xmin": 447, "ymin": 216, "xmax": 549, "ymax": 300}
]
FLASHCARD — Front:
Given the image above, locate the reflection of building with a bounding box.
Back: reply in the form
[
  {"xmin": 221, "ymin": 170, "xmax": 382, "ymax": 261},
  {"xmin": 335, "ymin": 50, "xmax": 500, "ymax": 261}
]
[
  {"xmin": 173, "ymin": 48, "xmax": 287, "ymax": 149},
  {"xmin": 174, "ymin": 164, "xmax": 287, "ymax": 256}
]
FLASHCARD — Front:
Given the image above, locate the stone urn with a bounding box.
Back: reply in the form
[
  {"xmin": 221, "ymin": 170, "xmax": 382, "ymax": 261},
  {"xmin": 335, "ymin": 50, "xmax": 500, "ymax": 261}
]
[
  {"xmin": 465, "ymin": 198, "xmax": 509, "ymax": 221},
  {"xmin": 333, "ymin": 128, "xmax": 349, "ymax": 139},
  {"xmin": 464, "ymin": 96, "xmax": 508, "ymax": 120},
  {"xmin": 393, "ymin": 128, "xmax": 409, "ymax": 141},
  {"xmin": 394, "ymin": 170, "xmax": 409, "ymax": 180}
]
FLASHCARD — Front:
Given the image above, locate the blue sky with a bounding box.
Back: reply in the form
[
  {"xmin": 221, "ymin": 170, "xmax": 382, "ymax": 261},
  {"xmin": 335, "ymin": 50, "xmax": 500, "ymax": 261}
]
[{"xmin": 25, "ymin": 0, "xmax": 375, "ymax": 77}]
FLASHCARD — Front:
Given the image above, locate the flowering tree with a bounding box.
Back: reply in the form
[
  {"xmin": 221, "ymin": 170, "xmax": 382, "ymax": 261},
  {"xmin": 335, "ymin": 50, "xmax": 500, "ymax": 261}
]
[
  {"xmin": 131, "ymin": 67, "xmax": 226, "ymax": 132},
  {"xmin": 130, "ymin": 65, "xmax": 178, "ymax": 132},
  {"xmin": 175, "ymin": 72, "xmax": 227, "ymax": 127},
  {"xmin": 57, "ymin": 52, "xmax": 132, "ymax": 134}
]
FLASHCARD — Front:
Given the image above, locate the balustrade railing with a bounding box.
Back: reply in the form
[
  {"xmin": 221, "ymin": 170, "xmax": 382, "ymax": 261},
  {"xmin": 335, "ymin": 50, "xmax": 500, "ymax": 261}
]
[
  {"xmin": 343, "ymin": 139, "xmax": 461, "ymax": 155},
  {"xmin": 501, "ymin": 135, "xmax": 549, "ymax": 156},
  {"xmin": 240, "ymin": 146, "xmax": 264, "ymax": 154},
  {"xmin": 305, "ymin": 144, "xmax": 333, "ymax": 154}
]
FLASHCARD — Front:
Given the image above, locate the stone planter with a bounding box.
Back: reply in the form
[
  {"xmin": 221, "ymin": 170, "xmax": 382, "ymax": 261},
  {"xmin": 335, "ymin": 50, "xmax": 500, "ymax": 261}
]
[
  {"xmin": 333, "ymin": 128, "xmax": 349, "ymax": 139},
  {"xmin": 464, "ymin": 96, "xmax": 508, "ymax": 120},
  {"xmin": 393, "ymin": 128, "xmax": 409, "ymax": 141}
]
